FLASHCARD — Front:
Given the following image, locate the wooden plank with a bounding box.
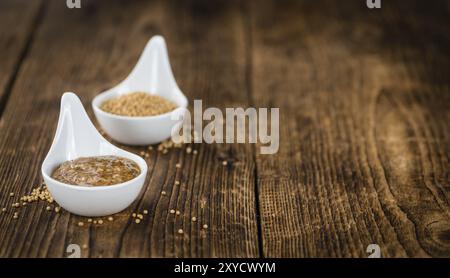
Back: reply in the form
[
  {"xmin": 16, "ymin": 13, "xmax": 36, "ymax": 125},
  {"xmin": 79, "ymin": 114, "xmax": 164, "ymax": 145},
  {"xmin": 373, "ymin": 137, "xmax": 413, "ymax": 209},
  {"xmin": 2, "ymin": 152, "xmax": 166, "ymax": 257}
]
[
  {"xmin": 0, "ymin": 0, "xmax": 43, "ymax": 115},
  {"xmin": 249, "ymin": 0, "xmax": 450, "ymax": 257},
  {"xmin": 0, "ymin": 0, "xmax": 259, "ymax": 257}
]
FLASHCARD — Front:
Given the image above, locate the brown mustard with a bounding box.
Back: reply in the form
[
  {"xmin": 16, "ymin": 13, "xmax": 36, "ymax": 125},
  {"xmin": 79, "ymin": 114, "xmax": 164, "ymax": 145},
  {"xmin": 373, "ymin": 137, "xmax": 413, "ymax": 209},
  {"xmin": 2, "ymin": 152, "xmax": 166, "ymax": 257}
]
[{"xmin": 51, "ymin": 156, "xmax": 140, "ymax": 186}]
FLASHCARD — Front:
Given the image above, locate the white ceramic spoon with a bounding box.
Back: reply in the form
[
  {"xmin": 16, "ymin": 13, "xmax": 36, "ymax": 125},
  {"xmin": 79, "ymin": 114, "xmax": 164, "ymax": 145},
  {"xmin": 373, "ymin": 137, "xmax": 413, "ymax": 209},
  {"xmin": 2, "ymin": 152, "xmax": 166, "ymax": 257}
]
[
  {"xmin": 92, "ymin": 35, "xmax": 188, "ymax": 145},
  {"xmin": 41, "ymin": 93, "xmax": 148, "ymax": 217}
]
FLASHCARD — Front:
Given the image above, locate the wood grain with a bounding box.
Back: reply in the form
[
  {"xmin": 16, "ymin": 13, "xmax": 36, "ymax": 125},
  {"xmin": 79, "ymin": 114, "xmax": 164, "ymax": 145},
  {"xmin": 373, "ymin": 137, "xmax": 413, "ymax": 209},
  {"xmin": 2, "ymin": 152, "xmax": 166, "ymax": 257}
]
[
  {"xmin": 249, "ymin": 0, "xmax": 449, "ymax": 257},
  {"xmin": 0, "ymin": 0, "xmax": 448, "ymax": 258},
  {"xmin": 0, "ymin": 0, "xmax": 43, "ymax": 115},
  {"xmin": 0, "ymin": 0, "xmax": 259, "ymax": 258}
]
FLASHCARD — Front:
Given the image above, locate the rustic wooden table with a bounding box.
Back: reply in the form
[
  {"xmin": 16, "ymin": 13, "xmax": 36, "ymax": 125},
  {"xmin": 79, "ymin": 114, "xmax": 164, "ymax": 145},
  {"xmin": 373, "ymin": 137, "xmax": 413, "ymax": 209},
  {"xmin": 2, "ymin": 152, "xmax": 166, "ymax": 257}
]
[{"xmin": 0, "ymin": 0, "xmax": 448, "ymax": 258}]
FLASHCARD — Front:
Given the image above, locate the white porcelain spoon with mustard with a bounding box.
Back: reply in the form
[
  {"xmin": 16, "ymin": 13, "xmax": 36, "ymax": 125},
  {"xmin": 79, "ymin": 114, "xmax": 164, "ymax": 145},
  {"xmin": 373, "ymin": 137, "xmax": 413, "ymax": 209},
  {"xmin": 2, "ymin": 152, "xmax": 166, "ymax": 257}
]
[
  {"xmin": 41, "ymin": 92, "xmax": 148, "ymax": 217},
  {"xmin": 92, "ymin": 35, "xmax": 188, "ymax": 145}
]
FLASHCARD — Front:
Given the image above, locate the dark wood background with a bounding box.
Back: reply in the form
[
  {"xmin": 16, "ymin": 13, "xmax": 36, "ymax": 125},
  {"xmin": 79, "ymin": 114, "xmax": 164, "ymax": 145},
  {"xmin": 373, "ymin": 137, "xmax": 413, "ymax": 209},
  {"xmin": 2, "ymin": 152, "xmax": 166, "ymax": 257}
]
[{"xmin": 0, "ymin": 0, "xmax": 448, "ymax": 258}]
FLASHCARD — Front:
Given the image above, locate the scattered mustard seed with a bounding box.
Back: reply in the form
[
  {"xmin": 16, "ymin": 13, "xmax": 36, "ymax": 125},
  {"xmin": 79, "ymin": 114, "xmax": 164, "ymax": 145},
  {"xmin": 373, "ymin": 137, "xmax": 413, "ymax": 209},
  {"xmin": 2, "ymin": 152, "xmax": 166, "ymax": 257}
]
[
  {"xmin": 78, "ymin": 222, "xmax": 84, "ymax": 227},
  {"xmin": 222, "ymin": 161, "xmax": 228, "ymax": 166},
  {"xmin": 46, "ymin": 206, "xmax": 51, "ymax": 211},
  {"xmin": 203, "ymin": 224, "xmax": 208, "ymax": 229},
  {"xmin": 193, "ymin": 150, "xmax": 198, "ymax": 155},
  {"xmin": 135, "ymin": 219, "xmax": 141, "ymax": 224},
  {"xmin": 174, "ymin": 181, "xmax": 180, "ymax": 185},
  {"xmin": 132, "ymin": 213, "xmax": 137, "ymax": 218},
  {"xmin": 98, "ymin": 219, "xmax": 104, "ymax": 224},
  {"xmin": 186, "ymin": 147, "xmax": 192, "ymax": 154},
  {"xmin": 88, "ymin": 218, "xmax": 93, "ymax": 223},
  {"xmin": 161, "ymin": 191, "xmax": 167, "ymax": 196},
  {"xmin": 55, "ymin": 207, "xmax": 60, "ymax": 213},
  {"xmin": 157, "ymin": 139, "xmax": 182, "ymax": 153},
  {"xmin": 108, "ymin": 216, "xmax": 114, "ymax": 221},
  {"xmin": 178, "ymin": 229, "xmax": 184, "ymax": 234},
  {"xmin": 176, "ymin": 210, "xmax": 181, "ymax": 216},
  {"xmin": 137, "ymin": 214, "xmax": 143, "ymax": 220},
  {"xmin": 169, "ymin": 209, "xmax": 175, "ymax": 214},
  {"xmin": 175, "ymin": 163, "xmax": 181, "ymax": 168},
  {"xmin": 9, "ymin": 192, "xmax": 14, "ymax": 197},
  {"xmin": 21, "ymin": 185, "xmax": 54, "ymax": 204},
  {"xmin": 192, "ymin": 217, "xmax": 197, "ymax": 222},
  {"xmin": 143, "ymin": 210, "xmax": 148, "ymax": 215}
]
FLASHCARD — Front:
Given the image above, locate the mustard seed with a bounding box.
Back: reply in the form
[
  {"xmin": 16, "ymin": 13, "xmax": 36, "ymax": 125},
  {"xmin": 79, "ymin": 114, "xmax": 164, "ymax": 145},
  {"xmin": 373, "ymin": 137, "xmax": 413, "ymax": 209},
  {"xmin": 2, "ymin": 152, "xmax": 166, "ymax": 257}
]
[
  {"xmin": 135, "ymin": 219, "xmax": 141, "ymax": 224},
  {"xmin": 78, "ymin": 222, "xmax": 84, "ymax": 227},
  {"xmin": 161, "ymin": 191, "xmax": 167, "ymax": 196},
  {"xmin": 137, "ymin": 214, "xmax": 143, "ymax": 220},
  {"xmin": 174, "ymin": 181, "xmax": 180, "ymax": 185},
  {"xmin": 55, "ymin": 207, "xmax": 60, "ymax": 213},
  {"xmin": 21, "ymin": 184, "xmax": 54, "ymax": 205},
  {"xmin": 203, "ymin": 224, "xmax": 208, "ymax": 229},
  {"xmin": 176, "ymin": 210, "xmax": 181, "ymax": 215},
  {"xmin": 192, "ymin": 217, "xmax": 197, "ymax": 222},
  {"xmin": 175, "ymin": 163, "xmax": 181, "ymax": 168},
  {"xmin": 98, "ymin": 219, "xmax": 103, "ymax": 224},
  {"xmin": 143, "ymin": 210, "xmax": 148, "ymax": 215},
  {"xmin": 46, "ymin": 206, "xmax": 51, "ymax": 211},
  {"xmin": 88, "ymin": 218, "xmax": 93, "ymax": 223},
  {"xmin": 100, "ymin": 92, "xmax": 178, "ymax": 117},
  {"xmin": 178, "ymin": 229, "xmax": 184, "ymax": 234},
  {"xmin": 157, "ymin": 139, "xmax": 181, "ymax": 153},
  {"xmin": 222, "ymin": 161, "xmax": 228, "ymax": 166},
  {"xmin": 108, "ymin": 216, "xmax": 114, "ymax": 221}
]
